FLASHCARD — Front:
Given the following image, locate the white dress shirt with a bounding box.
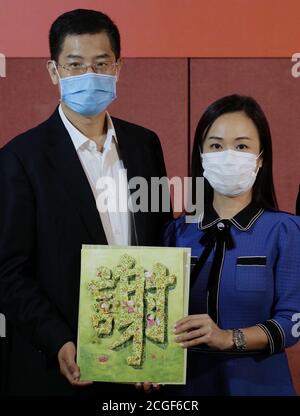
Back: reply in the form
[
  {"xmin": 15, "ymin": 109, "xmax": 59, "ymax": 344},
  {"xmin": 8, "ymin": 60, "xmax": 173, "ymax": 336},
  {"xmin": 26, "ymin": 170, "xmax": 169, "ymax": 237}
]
[{"xmin": 59, "ymin": 105, "xmax": 131, "ymax": 246}]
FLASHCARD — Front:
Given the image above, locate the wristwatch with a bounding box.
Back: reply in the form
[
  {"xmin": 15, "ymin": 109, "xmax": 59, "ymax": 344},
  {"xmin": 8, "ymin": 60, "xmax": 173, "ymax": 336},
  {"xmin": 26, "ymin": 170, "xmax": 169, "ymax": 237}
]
[{"xmin": 232, "ymin": 328, "xmax": 247, "ymax": 350}]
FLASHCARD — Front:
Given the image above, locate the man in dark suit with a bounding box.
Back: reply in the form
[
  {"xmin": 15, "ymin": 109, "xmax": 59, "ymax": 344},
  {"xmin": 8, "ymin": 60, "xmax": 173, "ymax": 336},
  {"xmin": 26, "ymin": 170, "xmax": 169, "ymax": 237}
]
[{"xmin": 0, "ymin": 9, "xmax": 171, "ymax": 395}]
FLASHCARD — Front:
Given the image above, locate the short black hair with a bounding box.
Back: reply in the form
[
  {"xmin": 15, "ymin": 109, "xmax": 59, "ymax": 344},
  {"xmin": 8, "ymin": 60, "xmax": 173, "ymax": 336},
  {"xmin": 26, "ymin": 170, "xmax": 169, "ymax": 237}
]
[
  {"xmin": 191, "ymin": 94, "xmax": 278, "ymax": 210},
  {"xmin": 49, "ymin": 9, "xmax": 121, "ymax": 62}
]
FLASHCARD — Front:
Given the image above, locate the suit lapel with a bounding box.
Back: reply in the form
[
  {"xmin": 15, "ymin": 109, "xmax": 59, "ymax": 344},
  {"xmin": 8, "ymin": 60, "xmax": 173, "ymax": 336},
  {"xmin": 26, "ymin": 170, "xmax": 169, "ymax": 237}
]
[
  {"xmin": 45, "ymin": 109, "xmax": 107, "ymax": 244},
  {"xmin": 112, "ymin": 118, "xmax": 137, "ymax": 181}
]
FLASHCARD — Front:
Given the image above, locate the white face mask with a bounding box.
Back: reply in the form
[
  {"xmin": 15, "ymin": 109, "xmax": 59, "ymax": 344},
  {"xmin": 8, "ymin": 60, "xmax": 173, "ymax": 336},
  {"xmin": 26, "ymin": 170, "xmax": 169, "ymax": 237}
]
[{"xmin": 201, "ymin": 149, "xmax": 263, "ymax": 197}]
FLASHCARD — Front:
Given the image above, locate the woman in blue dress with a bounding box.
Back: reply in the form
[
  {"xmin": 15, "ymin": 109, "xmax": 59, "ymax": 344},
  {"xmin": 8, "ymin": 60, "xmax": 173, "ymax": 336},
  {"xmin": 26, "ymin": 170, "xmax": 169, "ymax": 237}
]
[{"xmin": 164, "ymin": 94, "xmax": 300, "ymax": 396}]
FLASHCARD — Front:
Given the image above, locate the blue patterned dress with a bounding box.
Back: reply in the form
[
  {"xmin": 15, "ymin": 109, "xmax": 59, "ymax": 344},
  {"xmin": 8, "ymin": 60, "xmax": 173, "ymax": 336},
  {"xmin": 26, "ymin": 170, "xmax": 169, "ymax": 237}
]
[{"xmin": 163, "ymin": 203, "xmax": 300, "ymax": 396}]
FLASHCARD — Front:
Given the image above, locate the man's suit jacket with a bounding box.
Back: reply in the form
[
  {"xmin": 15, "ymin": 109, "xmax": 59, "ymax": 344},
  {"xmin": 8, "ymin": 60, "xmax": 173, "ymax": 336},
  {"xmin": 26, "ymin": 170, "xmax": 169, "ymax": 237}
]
[{"xmin": 0, "ymin": 109, "xmax": 171, "ymax": 395}]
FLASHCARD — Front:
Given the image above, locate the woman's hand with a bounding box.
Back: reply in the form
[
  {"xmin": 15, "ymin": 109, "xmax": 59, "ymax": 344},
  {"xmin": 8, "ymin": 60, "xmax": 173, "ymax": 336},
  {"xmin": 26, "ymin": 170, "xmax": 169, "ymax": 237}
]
[{"xmin": 174, "ymin": 314, "xmax": 234, "ymax": 351}]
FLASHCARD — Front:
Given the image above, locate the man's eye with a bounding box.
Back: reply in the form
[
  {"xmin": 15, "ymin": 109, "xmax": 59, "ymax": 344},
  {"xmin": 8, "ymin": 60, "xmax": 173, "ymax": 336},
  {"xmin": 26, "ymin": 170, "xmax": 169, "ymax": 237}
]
[
  {"xmin": 95, "ymin": 62, "xmax": 108, "ymax": 68},
  {"xmin": 69, "ymin": 62, "xmax": 82, "ymax": 68}
]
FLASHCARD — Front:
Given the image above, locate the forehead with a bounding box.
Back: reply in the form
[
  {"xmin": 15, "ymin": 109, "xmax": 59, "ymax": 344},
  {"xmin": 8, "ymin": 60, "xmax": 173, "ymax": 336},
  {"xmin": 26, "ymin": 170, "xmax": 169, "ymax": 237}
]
[
  {"xmin": 60, "ymin": 32, "xmax": 114, "ymax": 58},
  {"xmin": 206, "ymin": 111, "xmax": 259, "ymax": 139}
]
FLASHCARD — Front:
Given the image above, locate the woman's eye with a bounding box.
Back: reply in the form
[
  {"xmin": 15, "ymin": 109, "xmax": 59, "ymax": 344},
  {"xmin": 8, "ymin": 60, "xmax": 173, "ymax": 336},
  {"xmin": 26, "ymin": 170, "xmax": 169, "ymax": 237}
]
[
  {"xmin": 210, "ymin": 143, "xmax": 222, "ymax": 150},
  {"xmin": 236, "ymin": 144, "xmax": 249, "ymax": 150}
]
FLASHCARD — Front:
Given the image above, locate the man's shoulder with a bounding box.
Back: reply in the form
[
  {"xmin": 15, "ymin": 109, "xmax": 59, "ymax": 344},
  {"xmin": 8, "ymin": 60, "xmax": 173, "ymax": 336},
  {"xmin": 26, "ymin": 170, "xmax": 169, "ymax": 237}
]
[
  {"xmin": 111, "ymin": 116, "xmax": 159, "ymax": 141},
  {"xmin": 1, "ymin": 109, "xmax": 58, "ymax": 156}
]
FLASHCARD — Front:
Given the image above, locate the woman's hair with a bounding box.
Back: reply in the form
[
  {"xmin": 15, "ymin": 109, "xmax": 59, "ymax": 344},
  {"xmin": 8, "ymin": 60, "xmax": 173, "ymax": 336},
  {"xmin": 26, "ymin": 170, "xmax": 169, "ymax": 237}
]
[{"xmin": 191, "ymin": 94, "xmax": 278, "ymax": 210}]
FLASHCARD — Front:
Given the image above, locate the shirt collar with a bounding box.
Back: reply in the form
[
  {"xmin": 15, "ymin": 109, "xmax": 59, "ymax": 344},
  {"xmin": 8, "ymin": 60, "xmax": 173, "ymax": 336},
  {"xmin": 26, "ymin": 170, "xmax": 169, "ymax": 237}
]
[
  {"xmin": 199, "ymin": 201, "xmax": 264, "ymax": 231},
  {"xmin": 58, "ymin": 104, "xmax": 118, "ymax": 153},
  {"xmin": 104, "ymin": 112, "xmax": 118, "ymax": 151}
]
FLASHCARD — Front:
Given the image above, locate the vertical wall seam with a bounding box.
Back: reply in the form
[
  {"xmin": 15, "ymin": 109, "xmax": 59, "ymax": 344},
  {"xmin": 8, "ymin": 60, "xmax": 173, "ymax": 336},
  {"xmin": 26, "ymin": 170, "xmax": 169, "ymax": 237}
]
[{"xmin": 187, "ymin": 57, "xmax": 191, "ymax": 177}]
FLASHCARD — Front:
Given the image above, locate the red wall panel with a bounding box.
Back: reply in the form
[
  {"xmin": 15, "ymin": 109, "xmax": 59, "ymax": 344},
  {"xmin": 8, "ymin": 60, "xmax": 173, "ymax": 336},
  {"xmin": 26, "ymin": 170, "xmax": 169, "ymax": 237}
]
[
  {"xmin": 1, "ymin": 0, "xmax": 300, "ymax": 58},
  {"xmin": 0, "ymin": 58, "xmax": 58, "ymax": 141},
  {"xmin": 110, "ymin": 58, "xmax": 188, "ymax": 181}
]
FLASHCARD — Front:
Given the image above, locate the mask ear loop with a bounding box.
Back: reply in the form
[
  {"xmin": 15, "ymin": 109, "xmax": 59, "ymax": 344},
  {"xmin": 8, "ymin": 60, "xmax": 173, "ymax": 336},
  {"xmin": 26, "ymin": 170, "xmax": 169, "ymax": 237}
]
[
  {"xmin": 113, "ymin": 58, "xmax": 122, "ymax": 82},
  {"xmin": 51, "ymin": 61, "xmax": 63, "ymax": 103},
  {"xmin": 256, "ymin": 150, "xmax": 263, "ymax": 159},
  {"xmin": 255, "ymin": 150, "xmax": 264, "ymax": 174},
  {"xmin": 51, "ymin": 60, "xmax": 61, "ymax": 80}
]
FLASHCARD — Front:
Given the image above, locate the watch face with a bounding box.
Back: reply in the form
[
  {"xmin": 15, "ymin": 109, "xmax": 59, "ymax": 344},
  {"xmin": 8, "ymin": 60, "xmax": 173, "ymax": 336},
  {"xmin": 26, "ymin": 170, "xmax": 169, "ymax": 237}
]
[
  {"xmin": 236, "ymin": 338, "xmax": 243, "ymax": 347},
  {"xmin": 233, "ymin": 329, "xmax": 246, "ymax": 349}
]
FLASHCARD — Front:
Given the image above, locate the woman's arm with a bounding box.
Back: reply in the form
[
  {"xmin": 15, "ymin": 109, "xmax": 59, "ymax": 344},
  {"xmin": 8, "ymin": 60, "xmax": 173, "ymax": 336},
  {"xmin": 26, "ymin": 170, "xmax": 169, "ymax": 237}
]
[
  {"xmin": 174, "ymin": 314, "xmax": 268, "ymax": 351},
  {"xmin": 176, "ymin": 216, "xmax": 300, "ymax": 353}
]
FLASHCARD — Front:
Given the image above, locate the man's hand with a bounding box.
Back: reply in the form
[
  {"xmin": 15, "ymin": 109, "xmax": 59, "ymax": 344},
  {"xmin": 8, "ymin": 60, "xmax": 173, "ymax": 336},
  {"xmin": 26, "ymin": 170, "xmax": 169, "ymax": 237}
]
[{"xmin": 58, "ymin": 341, "xmax": 93, "ymax": 386}]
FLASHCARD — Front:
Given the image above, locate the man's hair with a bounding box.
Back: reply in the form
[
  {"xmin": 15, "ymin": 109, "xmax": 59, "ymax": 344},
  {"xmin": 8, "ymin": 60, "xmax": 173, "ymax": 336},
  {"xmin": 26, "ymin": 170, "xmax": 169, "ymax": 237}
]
[{"xmin": 49, "ymin": 9, "xmax": 121, "ymax": 62}]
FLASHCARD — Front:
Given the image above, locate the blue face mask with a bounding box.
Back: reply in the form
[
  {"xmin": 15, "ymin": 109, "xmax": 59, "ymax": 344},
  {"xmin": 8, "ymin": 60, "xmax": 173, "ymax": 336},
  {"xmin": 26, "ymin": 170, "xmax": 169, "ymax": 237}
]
[{"xmin": 58, "ymin": 72, "xmax": 117, "ymax": 116}]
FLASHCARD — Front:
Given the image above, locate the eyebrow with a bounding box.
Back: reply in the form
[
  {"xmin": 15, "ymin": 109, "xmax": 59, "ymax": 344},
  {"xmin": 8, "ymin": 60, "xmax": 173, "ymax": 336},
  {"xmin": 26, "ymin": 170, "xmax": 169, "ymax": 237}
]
[
  {"xmin": 66, "ymin": 53, "xmax": 111, "ymax": 59},
  {"xmin": 235, "ymin": 136, "xmax": 251, "ymax": 141},
  {"xmin": 207, "ymin": 136, "xmax": 252, "ymax": 141}
]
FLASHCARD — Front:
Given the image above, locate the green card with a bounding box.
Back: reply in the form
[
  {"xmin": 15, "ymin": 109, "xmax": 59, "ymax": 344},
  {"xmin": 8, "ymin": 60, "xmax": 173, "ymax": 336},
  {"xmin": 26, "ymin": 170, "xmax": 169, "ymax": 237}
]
[{"xmin": 77, "ymin": 245, "xmax": 191, "ymax": 384}]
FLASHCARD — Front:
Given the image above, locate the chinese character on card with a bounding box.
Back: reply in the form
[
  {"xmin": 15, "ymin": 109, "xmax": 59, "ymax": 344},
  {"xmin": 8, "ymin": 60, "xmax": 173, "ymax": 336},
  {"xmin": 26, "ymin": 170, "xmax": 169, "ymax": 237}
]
[{"xmin": 77, "ymin": 246, "xmax": 190, "ymax": 384}]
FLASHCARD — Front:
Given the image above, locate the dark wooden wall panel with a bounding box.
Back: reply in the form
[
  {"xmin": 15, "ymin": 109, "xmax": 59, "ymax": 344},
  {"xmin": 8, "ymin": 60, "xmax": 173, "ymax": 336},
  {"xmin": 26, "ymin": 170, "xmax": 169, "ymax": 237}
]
[{"xmin": 110, "ymin": 58, "xmax": 188, "ymax": 181}]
